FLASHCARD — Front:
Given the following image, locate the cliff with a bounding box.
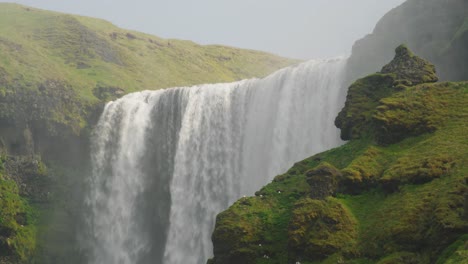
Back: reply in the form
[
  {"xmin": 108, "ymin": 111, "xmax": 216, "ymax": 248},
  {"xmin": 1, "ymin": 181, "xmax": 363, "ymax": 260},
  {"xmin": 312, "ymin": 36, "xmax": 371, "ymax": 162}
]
[
  {"xmin": 346, "ymin": 0, "xmax": 468, "ymax": 82},
  {"xmin": 209, "ymin": 46, "xmax": 468, "ymax": 264}
]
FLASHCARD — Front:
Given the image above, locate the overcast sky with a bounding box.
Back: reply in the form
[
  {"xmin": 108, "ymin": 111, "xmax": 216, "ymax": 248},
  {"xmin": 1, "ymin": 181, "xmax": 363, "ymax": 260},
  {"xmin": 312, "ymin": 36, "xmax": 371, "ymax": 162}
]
[{"xmin": 3, "ymin": 0, "xmax": 405, "ymax": 59}]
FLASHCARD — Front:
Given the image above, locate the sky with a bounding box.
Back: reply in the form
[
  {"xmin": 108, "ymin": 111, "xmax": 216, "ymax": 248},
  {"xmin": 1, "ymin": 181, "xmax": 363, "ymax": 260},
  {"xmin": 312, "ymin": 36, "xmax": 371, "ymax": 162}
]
[{"xmin": 2, "ymin": 0, "xmax": 406, "ymax": 59}]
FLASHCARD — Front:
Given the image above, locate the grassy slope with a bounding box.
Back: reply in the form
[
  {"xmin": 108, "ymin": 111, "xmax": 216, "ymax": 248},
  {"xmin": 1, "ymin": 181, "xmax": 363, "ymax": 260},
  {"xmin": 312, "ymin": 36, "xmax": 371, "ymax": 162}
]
[
  {"xmin": 0, "ymin": 2, "xmax": 298, "ymax": 140},
  {"xmin": 0, "ymin": 3, "xmax": 297, "ymax": 102},
  {"xmin": 210, "ymin": 52, "xmax": 467, "ymax": 263}
]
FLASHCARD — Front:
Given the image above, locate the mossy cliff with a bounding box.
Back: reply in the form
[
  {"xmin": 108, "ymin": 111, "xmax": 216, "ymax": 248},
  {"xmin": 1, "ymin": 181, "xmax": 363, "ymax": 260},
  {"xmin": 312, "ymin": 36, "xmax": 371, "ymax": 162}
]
[
  {"xmin": 0, "ymin": 153, "xmax": 49, "ymax": 264},
  {"xmin": 209, "ymin": 46, "xmax": 468, "ymax": 264}
]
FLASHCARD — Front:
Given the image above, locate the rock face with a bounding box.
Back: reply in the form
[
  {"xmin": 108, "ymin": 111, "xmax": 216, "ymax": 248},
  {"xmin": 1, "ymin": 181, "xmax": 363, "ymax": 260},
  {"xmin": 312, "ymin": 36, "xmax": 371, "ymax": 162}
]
[
  {"xmin": 4, "ymin": 156, "xmax": 50, "ymax": 202},
  {"xmin": 0, "ymin": 154, "xmax": 48, "ymax": 263},
  {"xmin": 346, "ymin": 0, "xmax": 468, "ymax": 82},
  {"xmin": 335, "ymin": 45, "xmax": 437, "ymax": 142}
]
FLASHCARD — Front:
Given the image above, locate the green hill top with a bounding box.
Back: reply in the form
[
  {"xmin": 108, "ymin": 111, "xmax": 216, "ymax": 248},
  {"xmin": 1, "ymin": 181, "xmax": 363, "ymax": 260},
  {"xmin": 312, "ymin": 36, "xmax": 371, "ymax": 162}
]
[{"xmin": 0, "ymin": 3, "xmax": 298, "ymax": 134}]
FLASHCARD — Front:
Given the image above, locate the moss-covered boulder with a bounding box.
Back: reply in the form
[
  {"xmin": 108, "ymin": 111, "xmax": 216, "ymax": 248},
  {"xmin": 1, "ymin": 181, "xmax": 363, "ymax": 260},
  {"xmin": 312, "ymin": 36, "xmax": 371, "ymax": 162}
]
[
  {"xmin": 335, "ymin": 73, "xmax": 395, "ymax": 140},
  {"xmin": 211, "ymin": 197, "xmax": 265, "ymax": 264},
  {"xmin": 335, "ymin": 45, "xmax": 438, "ymax": 142},
  {"xmin": 288, "ymin": 198, "xmax": 357, "ymax": 262},
  {"xmin": 305, "ymin": 163, "xmax": 341, "ymax": 200},
  {"xmin": 381, "ymin": 45, "xmax": 438, "ymax": 86}
]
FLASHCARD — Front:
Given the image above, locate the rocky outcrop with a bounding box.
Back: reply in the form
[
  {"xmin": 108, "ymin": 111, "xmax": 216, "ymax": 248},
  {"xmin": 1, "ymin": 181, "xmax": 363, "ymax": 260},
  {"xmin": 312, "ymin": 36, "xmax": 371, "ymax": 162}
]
[
  {"xmin": 4, "ymin": 155, "xmax": 50, "ymax": 202},
  {"xmin": 335, "ymin": 45, "xmax": 437, "ymax": 142},
  {"xmin": 92, "ymin": 86, "xmax": 125, "ymax": 101},
  {"xmin": 381, "ymin": 45, "xmax": 438, "ymax": 85},
  {"xmin": 334, "ymin": 73, "xmax": 395, "ymax": 140}
]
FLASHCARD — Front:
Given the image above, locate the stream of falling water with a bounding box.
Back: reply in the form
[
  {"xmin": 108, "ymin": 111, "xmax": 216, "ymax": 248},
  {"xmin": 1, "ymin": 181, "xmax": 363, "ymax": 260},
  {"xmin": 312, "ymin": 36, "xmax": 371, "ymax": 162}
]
[{"xmin": 84, "ymin": 58, "xmax": 347, "ymax": 264}]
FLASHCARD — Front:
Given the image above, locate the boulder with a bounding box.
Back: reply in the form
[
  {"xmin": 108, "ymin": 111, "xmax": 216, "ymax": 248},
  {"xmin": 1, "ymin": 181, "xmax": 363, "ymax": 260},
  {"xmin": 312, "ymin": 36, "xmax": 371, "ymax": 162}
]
[{"xmin": 306, "ymin": 163, "xmax": 341, "ymax": 199}]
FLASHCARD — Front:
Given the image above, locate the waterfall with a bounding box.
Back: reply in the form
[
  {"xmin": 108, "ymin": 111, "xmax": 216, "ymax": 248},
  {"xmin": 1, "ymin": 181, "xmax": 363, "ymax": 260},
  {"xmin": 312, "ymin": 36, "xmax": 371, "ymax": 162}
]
[{"xmin": 84, "ymin": 58, "xmax": 348, "ymax": 264}]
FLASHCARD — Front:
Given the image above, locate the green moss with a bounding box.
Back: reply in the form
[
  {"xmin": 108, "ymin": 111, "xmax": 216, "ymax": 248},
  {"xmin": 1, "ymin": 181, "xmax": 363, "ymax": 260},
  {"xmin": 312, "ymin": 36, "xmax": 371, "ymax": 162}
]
[
  {"xmin": 376, "ymin": 252, "xmax": 426, "ymax": 264},
  {"xmin": 341, "ymin": 174, "xmax": 466, "ymax": 259},
  {"xmin": 288, "ymin": 197, "xmax": 358, "ymax": 261},
  {"xmin": 374, "ymin": 82, "xmax": 463, "ymax": 144},
  {"xmin": 305, "ymin": 162, "xmax": 341, "ymax": 199},
  {"xmin": 340, "ymin": 146, "xmax": 388, "ymax": 193},
  {"xmin": 335, "ymin": 73, "xmax": 396, "ymax": 140},
  {"xmin": 436, "ymin": 235, "xmax": 468, "ymax": 264},
  {"xmin": 0, "ymin": 178, "xmax": 37, "ymax": 262},
  {"xmin": 336, "ymin": 45, "xmax": 439, "ymax": 142},
  {"xmin": 381, "ymin": 153, "xmax": 456, "ymax": 187},
  {"xmin": 212, "ymin": 195, "xmax": 287, "ymax": 264}
]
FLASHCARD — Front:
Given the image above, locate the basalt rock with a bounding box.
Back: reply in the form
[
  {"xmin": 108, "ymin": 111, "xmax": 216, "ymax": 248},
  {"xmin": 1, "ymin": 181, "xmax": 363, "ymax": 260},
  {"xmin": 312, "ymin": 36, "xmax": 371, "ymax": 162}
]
[{"xmin": 381, "ymin": 45, "xmax": 438, "ymax": 86}]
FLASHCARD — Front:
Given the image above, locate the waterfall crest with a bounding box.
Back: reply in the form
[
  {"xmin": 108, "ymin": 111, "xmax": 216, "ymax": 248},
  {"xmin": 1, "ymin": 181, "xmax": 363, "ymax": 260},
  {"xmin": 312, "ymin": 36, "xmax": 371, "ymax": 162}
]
[{"xmin": 84, "ymin": 58, "xmax": 348, "ymax": 264}]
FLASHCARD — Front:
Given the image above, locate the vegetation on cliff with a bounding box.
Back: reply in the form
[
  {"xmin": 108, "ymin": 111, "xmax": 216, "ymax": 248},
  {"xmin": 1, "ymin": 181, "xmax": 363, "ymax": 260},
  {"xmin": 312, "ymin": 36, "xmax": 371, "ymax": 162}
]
[
  {"xmin": 0, "ymin": 3, "xmax": 297, "ymax": 138},
  {"xmin": 0, "ymin": 5, "xmax": 298, "ymax": 262},
  {"xmin": 209, "ymin": 46, "xmax": 468, "ymax": 264},
  {"xmin": 0, "ymin": 154, "xmax": 49, "ymax": 263},
  {"xmin": 335, "ymin": 45, "xmax": 438, "ymax": 142}
]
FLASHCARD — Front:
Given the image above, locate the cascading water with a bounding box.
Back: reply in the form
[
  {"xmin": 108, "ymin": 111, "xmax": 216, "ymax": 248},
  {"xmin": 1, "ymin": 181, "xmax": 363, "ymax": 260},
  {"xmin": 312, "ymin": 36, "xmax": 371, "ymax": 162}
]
[{"xmin": 84, "ymin": 58, "xmax": 348, "ymax": 264}]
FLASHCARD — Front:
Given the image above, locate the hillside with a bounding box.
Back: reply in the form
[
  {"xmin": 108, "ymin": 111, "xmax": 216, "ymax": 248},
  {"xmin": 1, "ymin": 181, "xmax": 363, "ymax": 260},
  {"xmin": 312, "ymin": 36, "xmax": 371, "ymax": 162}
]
[
  {"xmin": 0, "ymin": 2, "xmax": 467, "ymax": 264},
  {"xmin": 346, "ymin": 0, "xmax": 468, "ymax": 82},
  {"xmin": 0, "ymin": 3, "xmax": 297, "ymax": 96},
  {"xmin": 0, "ymin": 3, "xmax": 297, "ymax": 135},
  {"xmin": 0, "ymin": 4, "xmax": 298, "ymax": 263},
  {"xmin": 209, "ymin": 46, "xmax": 468, "ymax": 264}
]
